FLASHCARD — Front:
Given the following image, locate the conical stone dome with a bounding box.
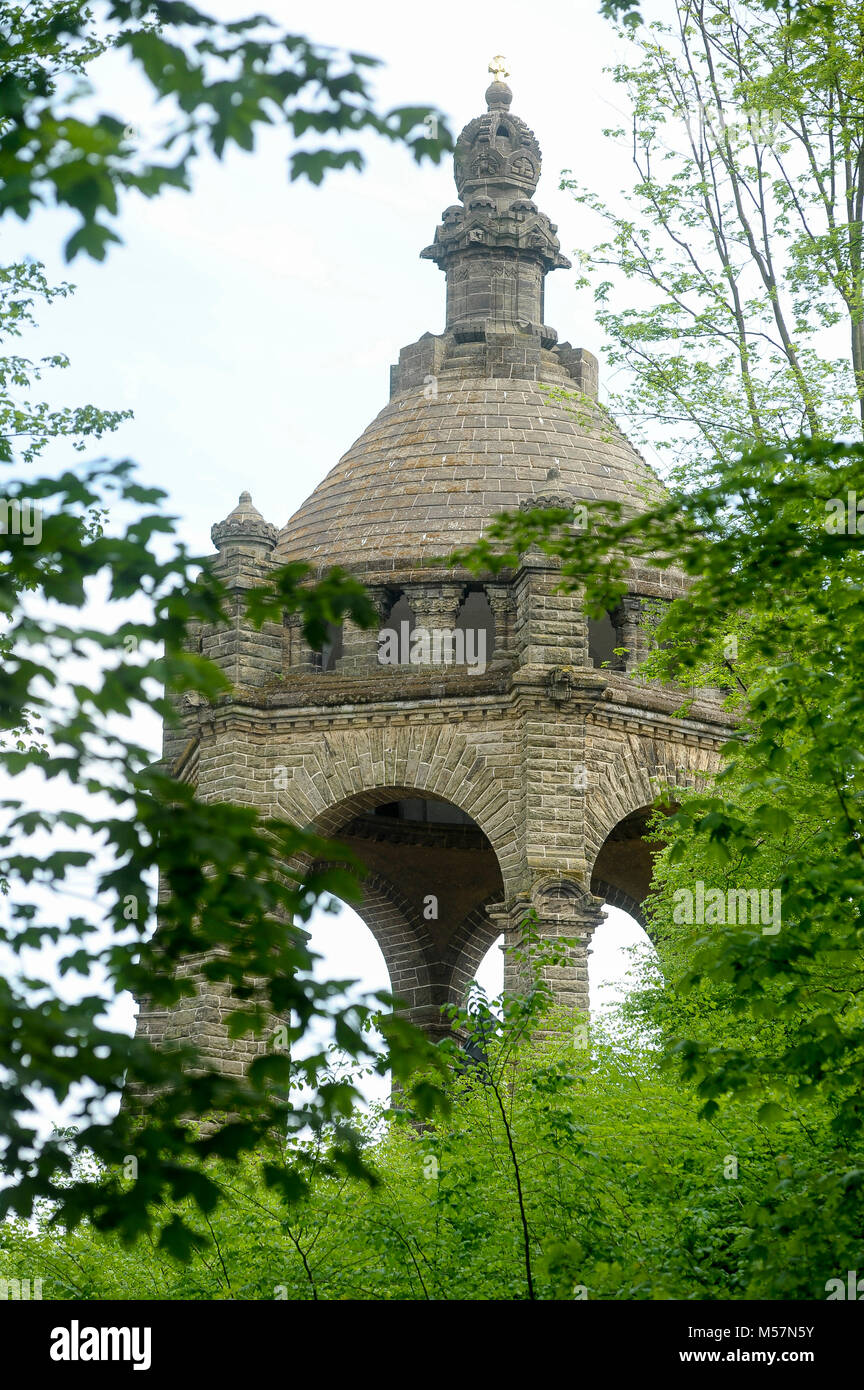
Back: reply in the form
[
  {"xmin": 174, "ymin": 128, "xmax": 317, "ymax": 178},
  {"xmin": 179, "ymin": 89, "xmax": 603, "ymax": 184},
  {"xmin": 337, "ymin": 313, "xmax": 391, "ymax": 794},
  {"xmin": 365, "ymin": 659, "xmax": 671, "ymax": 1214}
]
[{"xmin": 276, "ymin": 74, "xmax": 662, "ymax": 575}]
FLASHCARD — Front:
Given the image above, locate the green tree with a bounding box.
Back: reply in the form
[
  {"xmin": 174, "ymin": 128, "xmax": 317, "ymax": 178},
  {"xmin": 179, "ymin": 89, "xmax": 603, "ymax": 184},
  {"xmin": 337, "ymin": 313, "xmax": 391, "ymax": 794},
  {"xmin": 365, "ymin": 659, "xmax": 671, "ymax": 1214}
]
[
  {"xmin": 600, "ymin": 0, "xmax": 836, "ymax": 37},
  {"xmin": 3, "ymin": 957, "xmax": 856, "ymax": 1300},
  {"xmin": 0, "ymin": 3, "xmax": 452, "ymax": 1251},
  {"xmin": 451, "ymin": 433, "xmax": 864, "ymax": 1291},
  {"xmin": 567, "ymin": 0, "xmax": 864, "ymax": 485},
  {"xmin": 1, "ymin": 1, "xmax": 452, "ymax": 260}
]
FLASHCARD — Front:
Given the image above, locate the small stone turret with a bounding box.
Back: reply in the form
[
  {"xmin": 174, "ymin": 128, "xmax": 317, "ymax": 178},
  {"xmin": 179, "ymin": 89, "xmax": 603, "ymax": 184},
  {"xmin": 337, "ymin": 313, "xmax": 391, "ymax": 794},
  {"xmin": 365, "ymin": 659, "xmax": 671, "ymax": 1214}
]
[
  {"xmin": 204, "ymin": 491, "xmax": 281, "ymax": 690},
  {"xmin": 211, "ymin": 490, "xmax": 277, "ymax": 568}
]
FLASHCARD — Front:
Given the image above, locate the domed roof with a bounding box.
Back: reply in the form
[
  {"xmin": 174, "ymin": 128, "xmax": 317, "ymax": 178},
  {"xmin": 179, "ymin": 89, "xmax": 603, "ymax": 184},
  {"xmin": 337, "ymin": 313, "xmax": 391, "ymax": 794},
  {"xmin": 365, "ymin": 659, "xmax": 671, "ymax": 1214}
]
[
  {"xmin": 275, "ymin": 359, "xmax": 662, "ymax": 572},
  {"xmin": 275, "ymin": 68, "xmax": 663, "ymax": 575}
]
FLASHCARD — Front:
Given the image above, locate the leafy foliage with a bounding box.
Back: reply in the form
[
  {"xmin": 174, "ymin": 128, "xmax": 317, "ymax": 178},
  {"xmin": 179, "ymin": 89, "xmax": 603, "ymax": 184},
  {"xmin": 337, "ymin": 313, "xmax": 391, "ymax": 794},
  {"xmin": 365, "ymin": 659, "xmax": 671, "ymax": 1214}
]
[
  {"xmin": 567, "ymin": 0, "xmax": 864, "ymax": 483},
  {"xmin": 449, "ymin": 430, "xmax": 864, "ymax": 1279},
  {"xmin": 0, "ymin": 1, "xmax": 453, "ymax": 260},
  {"xmin": 0, "ymin": 1, "xmax": 454, "ymax": 1245},
  {"xmin": 599, "ymin": 0, "xmax": 836, "ymax": 34},
  {"xmin": 3, "ymin": 966, "xmax": 860, "ymax": 1300},
  {"xmin": 0, "ymin": 452, "xmax": 449, "ymax": 1241}
]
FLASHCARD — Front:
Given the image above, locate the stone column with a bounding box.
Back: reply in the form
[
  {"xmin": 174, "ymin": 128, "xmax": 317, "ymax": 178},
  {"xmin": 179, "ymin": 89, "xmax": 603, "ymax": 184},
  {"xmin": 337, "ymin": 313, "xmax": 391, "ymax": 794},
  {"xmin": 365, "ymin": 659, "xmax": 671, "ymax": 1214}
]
[
  {"xmin": 616, "ymin": 594, "xmax": 651, "ymax": 675},
  {"xmin": 408, "ymin": 583, "xmax": 464, "ymax": 626},
  {"xmin": 513, "ymin": 555, "xmax": 587, "ymax": 668},
  {"xmin": 495, "ymin": 880, "xmax": 605, "ymax": 1015},
  {"xmin": 283, "ymin": 611, "xmax": 318, "ymax": 672},
  {"xmin": 404, "ymin": 583, "xmax": 465, "ymax": 667},
  {"xmin": 485, "ymin": 581, "xmax": 517, "ymax": 663},
  {"xmin": 339, "ymin": 585, "xmax": 388, "ymax": 674},
  {"xmin": 208, "ymin": 492, "xmax": 282, "ymax": 688}
]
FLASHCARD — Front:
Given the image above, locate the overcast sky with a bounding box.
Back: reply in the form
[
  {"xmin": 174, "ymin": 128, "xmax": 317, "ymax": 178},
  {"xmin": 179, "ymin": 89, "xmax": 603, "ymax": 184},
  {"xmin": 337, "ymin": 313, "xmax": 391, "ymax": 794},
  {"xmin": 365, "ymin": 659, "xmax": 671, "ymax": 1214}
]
[
  {"xmin": 13, "ymin": 0, "xmax": 669, "ymax": 542},
  {"xmin": 8, "ymin": 0, "xmax": 669, "ymax": 1105}
]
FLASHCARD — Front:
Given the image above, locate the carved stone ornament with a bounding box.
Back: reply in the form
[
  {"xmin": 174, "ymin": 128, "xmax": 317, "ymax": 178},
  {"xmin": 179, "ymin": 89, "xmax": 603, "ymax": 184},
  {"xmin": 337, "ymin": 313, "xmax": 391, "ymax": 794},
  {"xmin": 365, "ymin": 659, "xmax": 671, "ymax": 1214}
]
[{"xmin": 547, "ymin": 666, "xmax": 574, "ymax": 703}]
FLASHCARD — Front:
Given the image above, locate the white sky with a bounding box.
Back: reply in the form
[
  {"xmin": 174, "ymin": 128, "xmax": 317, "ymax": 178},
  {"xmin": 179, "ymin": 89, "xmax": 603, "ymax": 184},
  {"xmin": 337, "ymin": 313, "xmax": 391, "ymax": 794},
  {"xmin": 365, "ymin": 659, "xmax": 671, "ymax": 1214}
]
[
  {"xmin": 11, "ymin": 0, "xmax": 668, "ymax": 546},
  {"xmin": 4, "ymin": 0, "xmax": 669, "ymax": 1111}
]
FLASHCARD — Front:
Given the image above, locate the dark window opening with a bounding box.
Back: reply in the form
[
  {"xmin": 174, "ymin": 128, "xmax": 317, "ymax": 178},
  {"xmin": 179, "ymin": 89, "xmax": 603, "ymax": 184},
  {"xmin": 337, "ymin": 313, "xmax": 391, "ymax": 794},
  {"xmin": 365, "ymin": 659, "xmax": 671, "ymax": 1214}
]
[
  {"xmin": 587, "ymin": 611, "xmax": 621, "ymax": 669},
  {"xmin": 379, "ymin": 593, "xmax": 414, "ymax": 665},
  {"xmin": 455, "ymin": 588, "xmax": 495, "ymax": 666},
  {"xmin": 315, "ymin": 621, "xmax": 343, "ymax": 672}
]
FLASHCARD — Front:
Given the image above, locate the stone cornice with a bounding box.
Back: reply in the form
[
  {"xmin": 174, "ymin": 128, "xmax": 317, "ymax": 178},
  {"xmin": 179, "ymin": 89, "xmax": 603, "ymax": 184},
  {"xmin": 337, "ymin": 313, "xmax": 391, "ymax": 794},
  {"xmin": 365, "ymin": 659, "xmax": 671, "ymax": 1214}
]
[{"xmin": 184, "ymin": 678, "xmax": 735, "ymax": 748}]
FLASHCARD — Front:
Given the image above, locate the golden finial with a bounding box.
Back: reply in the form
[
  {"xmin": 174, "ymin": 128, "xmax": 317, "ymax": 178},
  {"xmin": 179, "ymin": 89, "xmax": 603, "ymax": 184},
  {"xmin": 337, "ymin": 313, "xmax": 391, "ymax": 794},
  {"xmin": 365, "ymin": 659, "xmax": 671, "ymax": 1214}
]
[{"xmin": 488, "ymin": 55, "xmax": 510, "ymax": 84}]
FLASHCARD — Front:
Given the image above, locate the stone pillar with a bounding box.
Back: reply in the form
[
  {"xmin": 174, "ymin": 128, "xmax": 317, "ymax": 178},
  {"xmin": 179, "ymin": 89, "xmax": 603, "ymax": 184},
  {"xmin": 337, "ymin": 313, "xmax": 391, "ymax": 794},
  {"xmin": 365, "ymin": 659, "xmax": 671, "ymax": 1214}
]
[
  {"xmin": 404, "ymin": 583, "xmax": 465, "ymax": 667},
  {"xmin": 485, "ymin": 581, "xmax": 517, "ymax": 663},
  {"xmin": 513, "ymin": 556, "xmax": 588, "ymax": 668},
  {"xmin": 496, "ymin": 880, "xmax": 605, "ymax": 1015},
  {"xmin": 408, "ymin": 583, "xmax": 464, "ymax": 626},
  {"xmin": 208, "ymin": 492, "xmax": 282, "ymax": 687},
  {"xmin": 339, "ymin": 585, "xmax": 388, "ymax": 674},
  {"xmin": 283, "ymin": 611, "xmax": 317, "ymax": 672},
  {"xmin": 616, "ymin": 594, "xmax": 651, "ymax": 676}
]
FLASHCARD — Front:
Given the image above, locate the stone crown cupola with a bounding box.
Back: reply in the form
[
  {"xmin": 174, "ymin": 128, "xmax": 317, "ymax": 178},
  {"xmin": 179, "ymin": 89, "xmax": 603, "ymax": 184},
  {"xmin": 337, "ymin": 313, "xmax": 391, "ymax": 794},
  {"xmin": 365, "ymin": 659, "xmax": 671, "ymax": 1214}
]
[{"xmin": 421, "ymin": 75, "xmax": 570, "ymax": 344}]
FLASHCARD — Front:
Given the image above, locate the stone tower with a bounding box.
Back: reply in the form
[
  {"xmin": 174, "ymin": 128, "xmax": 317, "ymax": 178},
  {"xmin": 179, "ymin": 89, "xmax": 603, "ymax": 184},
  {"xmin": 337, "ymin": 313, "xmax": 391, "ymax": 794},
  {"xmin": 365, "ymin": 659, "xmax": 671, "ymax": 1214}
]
[{"xmin": 136, "ymin": 72, "xmax": 731, "ymax": 1064}]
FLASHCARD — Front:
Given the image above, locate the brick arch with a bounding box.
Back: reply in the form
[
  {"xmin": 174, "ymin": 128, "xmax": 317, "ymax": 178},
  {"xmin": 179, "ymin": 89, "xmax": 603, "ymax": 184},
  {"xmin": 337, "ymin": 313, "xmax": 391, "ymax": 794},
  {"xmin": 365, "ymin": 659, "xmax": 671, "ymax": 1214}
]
[
  {"xmin": 348, "ymin": 872, "xmax": 438, "ymax": 1016},
  {"xmin": 271, "ymin": 723, "xmax": 522, "ymax": 897},
  {"xmin": 589, "ymin": 802, "xmax": 660, "ymax": 933},
  {"xmin": 306, "ymin": 863, "xmax": 453, "ymax": 1027},
  {"xmin": 584, "ymin": 733, "xmax": 721, "ymax": 935},
  {"xmin": 591, "ymin": 877, "xmax": 648, "ymax": 929},
  {"xmin": 584, "ymin": 733, "xmax": 719, "ymax": 864},
  {"xmin": 443, "ymin": 899, "xmax": 503, "ymax": 1004}
]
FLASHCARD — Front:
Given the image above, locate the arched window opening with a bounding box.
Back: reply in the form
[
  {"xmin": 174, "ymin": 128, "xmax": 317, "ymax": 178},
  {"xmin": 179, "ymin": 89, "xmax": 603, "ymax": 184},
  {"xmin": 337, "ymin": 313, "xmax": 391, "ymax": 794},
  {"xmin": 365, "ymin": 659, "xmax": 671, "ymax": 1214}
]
[
  {"xmin": 589, "ymin": 804, "xmax": 668, "ymax": 1021},
  {"xmin": 378, "ymin": 593, "xmax": 414, "ymax": 666},
  {"xmin": 475, "ymin": 932, "xmax": 504, "ymax": 1000},
  {"xmin": 587, "ymin": 610, "xmax": 621, "ymax": 669},
  {"xmin": 321, "ymin": 789, "xmax": 505, "ymax": 1049},
  {"xmin": 455, "ymin": 589, "xmax": 495, "ymax": 670},
  {"xmin": 300, "ymin": 897, "xmax": 391, "ymax": 1107},
  {"xmin": 589, "ymin": 905, "xmax": 658, "ymax": 1018}
]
